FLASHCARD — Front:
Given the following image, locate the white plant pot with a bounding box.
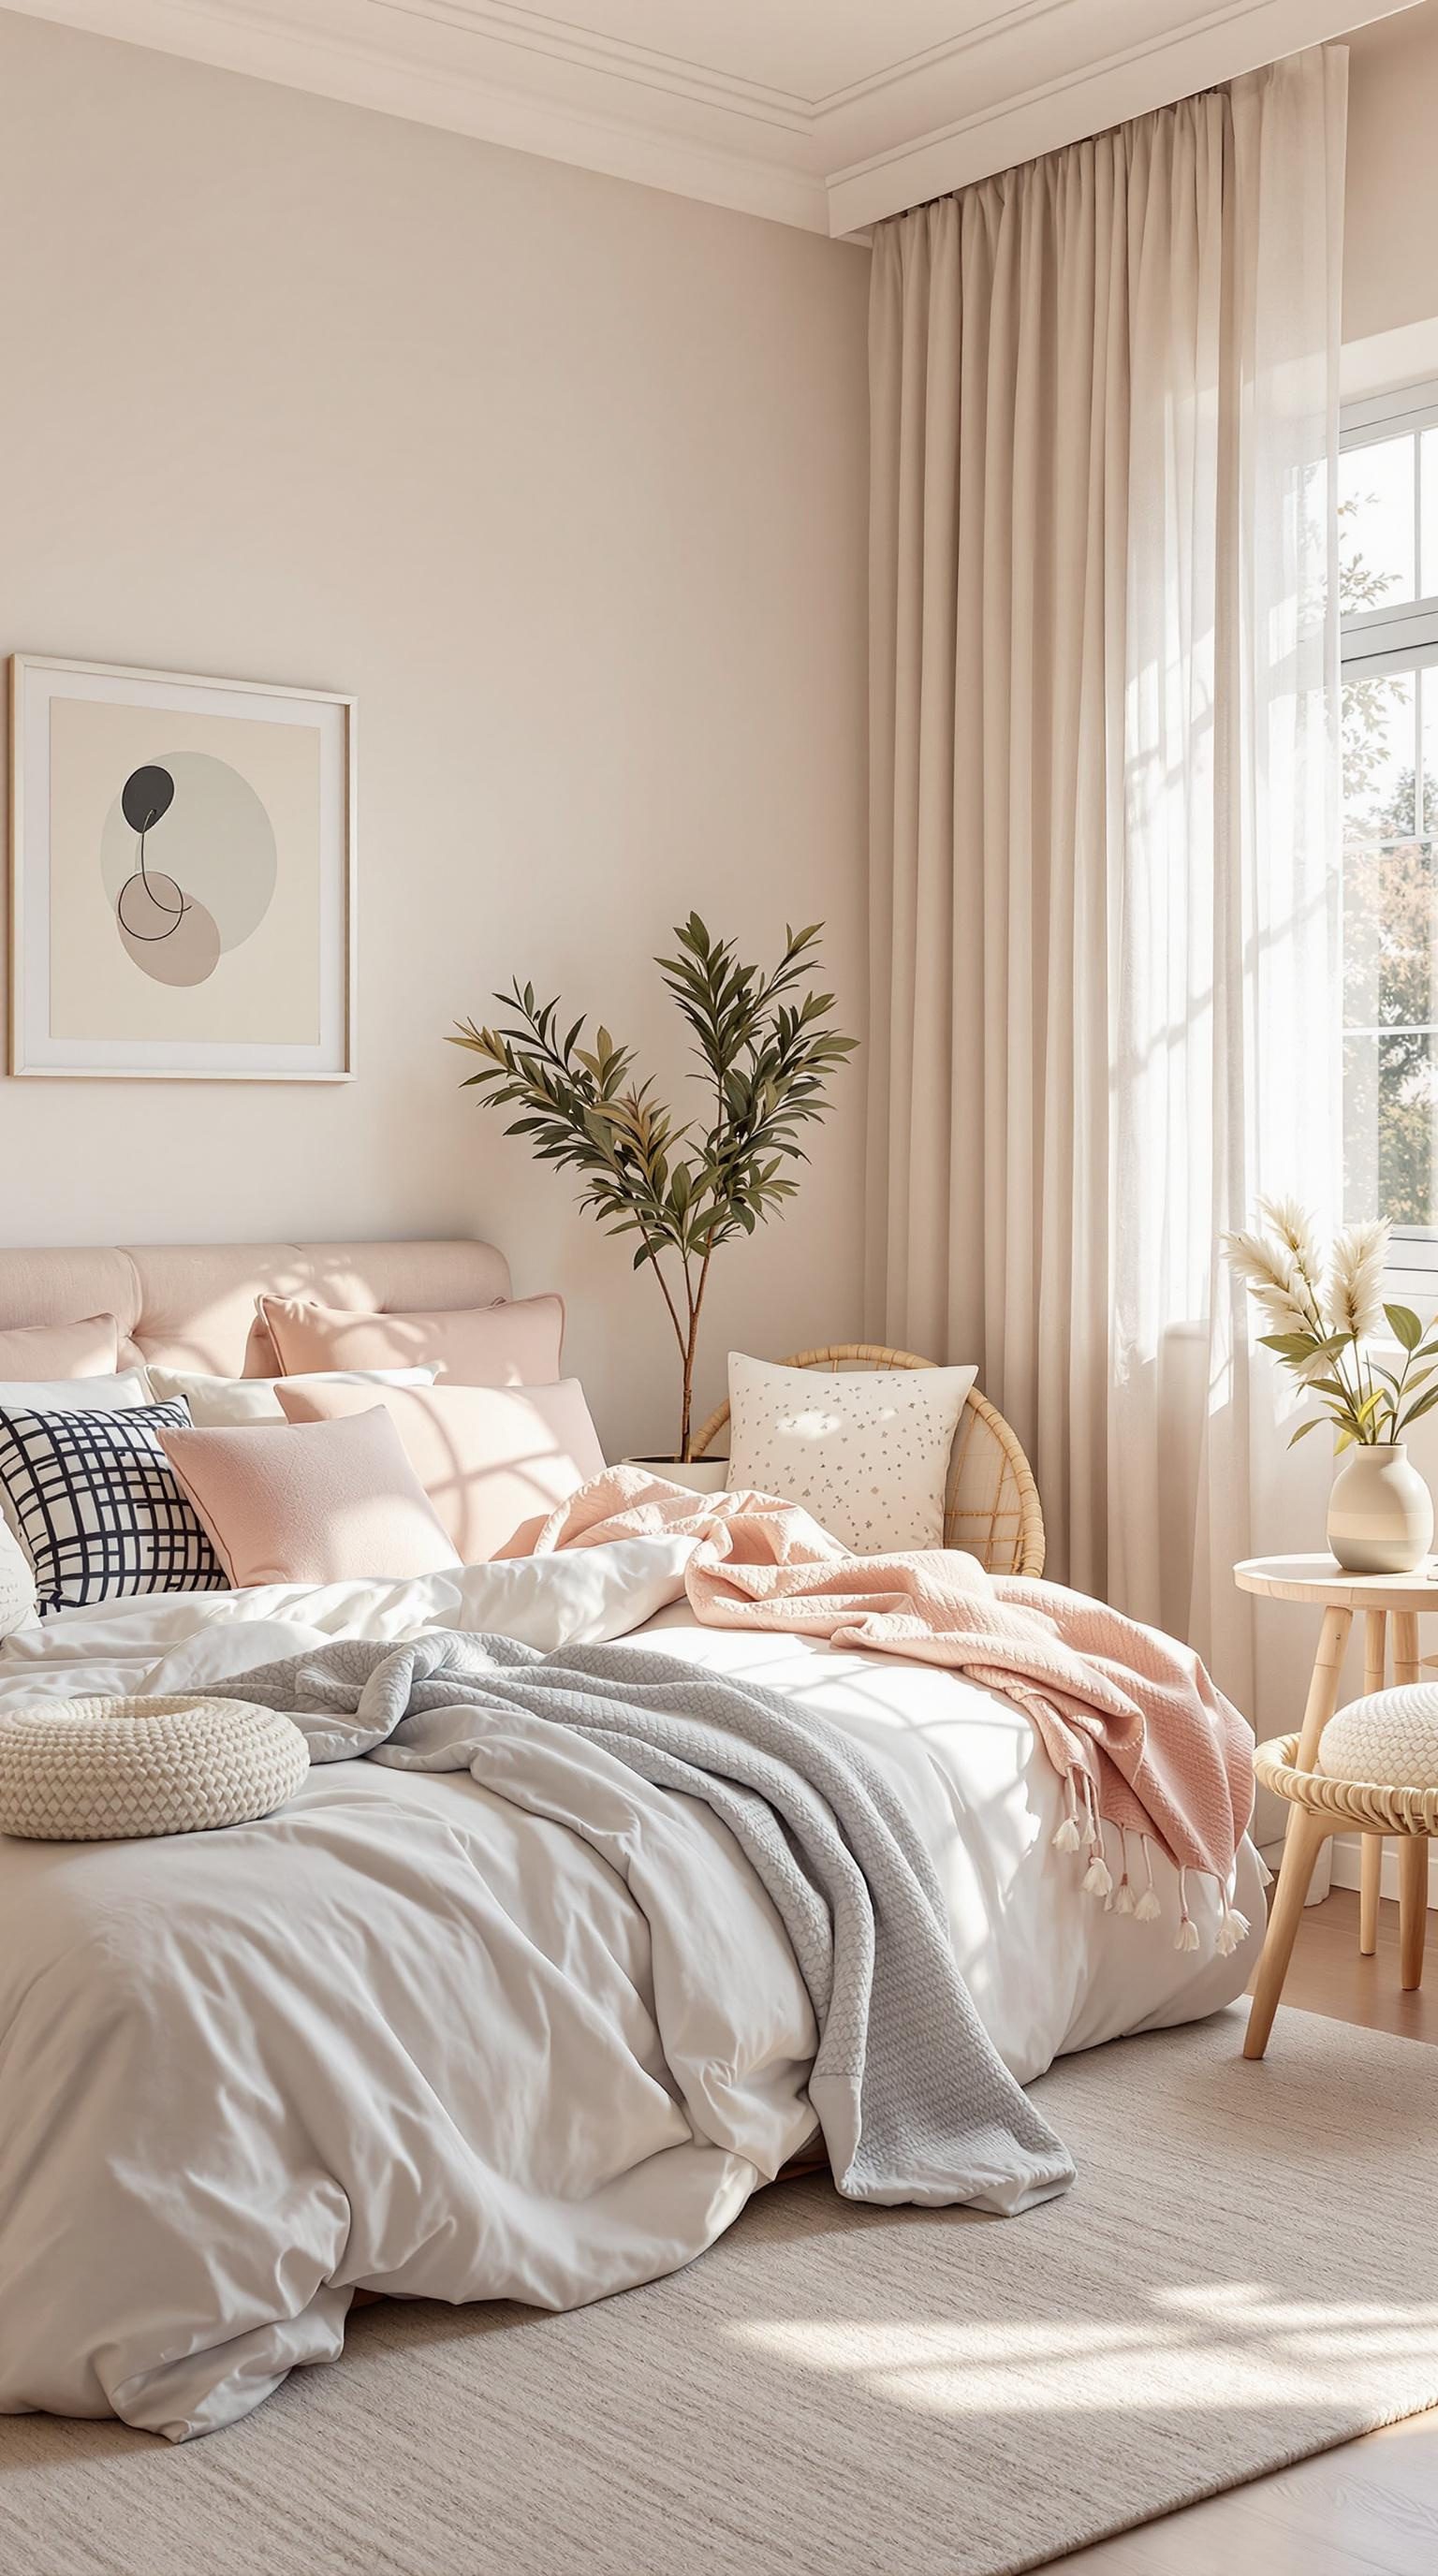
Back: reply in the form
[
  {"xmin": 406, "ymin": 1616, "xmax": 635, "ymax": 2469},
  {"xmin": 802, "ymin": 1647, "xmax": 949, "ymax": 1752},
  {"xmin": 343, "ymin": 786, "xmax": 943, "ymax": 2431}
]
[
  {"xmin": 624, "ymin": 1456, "xmax": 730, "ymax": 1495},
  {"xmin": 1327, "ymin": 1442, "xmax": 1434, "ymax": 1574}
]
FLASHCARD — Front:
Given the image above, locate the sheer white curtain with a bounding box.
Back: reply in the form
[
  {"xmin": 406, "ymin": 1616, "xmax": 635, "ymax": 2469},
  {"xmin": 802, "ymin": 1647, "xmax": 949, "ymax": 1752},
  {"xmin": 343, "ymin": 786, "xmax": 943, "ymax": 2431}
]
[{"xmin": 867, "ymin": 50, "xmax": 1346, "ymax": 1712}]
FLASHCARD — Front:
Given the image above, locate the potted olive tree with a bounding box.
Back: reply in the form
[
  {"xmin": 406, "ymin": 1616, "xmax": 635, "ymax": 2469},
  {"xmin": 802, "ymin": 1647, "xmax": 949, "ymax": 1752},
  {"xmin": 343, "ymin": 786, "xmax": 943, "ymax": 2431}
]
[{"xmin": 450, "ymin": 914, "xmax": 855, "ymax": 1470}]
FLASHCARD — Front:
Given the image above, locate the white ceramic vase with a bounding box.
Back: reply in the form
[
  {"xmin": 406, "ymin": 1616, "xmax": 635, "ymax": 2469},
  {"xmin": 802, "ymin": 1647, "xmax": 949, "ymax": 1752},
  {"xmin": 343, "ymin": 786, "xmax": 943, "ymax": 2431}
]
[
  {"xmin": 623, "ymin": 1456, "xmax": 729, "ymax": 1494},
  {"xmin": 1327, "ymin": 1442, "xmax": 1434, "ymax": 1574}
]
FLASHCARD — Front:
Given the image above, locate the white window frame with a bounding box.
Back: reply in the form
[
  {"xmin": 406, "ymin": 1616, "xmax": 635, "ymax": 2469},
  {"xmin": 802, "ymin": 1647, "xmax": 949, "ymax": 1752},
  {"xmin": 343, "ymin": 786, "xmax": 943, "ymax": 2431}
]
[{"xmin": 1341, "ymin": 375, "xmax": 1438, "ymax": 1286}]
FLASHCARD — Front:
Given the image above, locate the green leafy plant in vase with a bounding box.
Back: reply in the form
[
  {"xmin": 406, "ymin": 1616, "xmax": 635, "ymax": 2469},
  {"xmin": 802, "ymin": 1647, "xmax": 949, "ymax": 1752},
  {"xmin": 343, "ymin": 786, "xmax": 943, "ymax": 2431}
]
[
  {"xmin": 1224, "ymin": 1199, "xmax": 1437, "ymax": 1572},
  {"xmin": 450, "ymin": 915, "xmax": 856, "ymax": 1461}
]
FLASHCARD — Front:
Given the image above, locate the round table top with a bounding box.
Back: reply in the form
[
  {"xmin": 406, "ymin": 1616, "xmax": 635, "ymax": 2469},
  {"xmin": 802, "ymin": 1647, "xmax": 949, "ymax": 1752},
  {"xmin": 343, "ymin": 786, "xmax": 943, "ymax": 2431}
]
[{"xmin": 1234, "ymin": 1553, "xmax": 1438, "ymax": 1609}]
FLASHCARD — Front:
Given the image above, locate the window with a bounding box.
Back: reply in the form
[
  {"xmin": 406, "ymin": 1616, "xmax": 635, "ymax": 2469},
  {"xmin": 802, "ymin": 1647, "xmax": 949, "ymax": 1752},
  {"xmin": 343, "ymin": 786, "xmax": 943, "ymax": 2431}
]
[{"xmin": 1342, "ymin": 379, "xmax": 1438, "ymax": 1272}]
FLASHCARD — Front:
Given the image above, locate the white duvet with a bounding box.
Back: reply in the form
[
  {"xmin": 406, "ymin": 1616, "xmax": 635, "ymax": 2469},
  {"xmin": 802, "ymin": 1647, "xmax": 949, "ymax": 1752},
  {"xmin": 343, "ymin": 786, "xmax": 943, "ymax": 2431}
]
[{"xmin": 0, "ymin": 1544, "xmax": 1262, "ymax": 2439}]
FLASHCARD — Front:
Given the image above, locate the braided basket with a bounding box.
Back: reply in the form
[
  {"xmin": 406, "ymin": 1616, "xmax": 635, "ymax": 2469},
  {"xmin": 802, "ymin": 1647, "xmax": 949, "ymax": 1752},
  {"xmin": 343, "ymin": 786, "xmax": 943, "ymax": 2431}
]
[
  {"xmin": 0, "ymin": 1693, "xmax": 310, "ymax": 1842},
  {"xmin": 1255, "ymin": 1733, "xmax": 1438, "ymax": 1838}
]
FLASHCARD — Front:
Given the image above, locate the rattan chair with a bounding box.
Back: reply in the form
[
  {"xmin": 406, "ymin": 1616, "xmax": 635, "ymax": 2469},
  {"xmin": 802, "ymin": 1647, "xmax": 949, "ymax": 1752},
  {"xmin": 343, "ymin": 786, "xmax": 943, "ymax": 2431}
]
[{"xmin": 689, "ymin": 1343, "xmax": 1045, "ymax": 1578}]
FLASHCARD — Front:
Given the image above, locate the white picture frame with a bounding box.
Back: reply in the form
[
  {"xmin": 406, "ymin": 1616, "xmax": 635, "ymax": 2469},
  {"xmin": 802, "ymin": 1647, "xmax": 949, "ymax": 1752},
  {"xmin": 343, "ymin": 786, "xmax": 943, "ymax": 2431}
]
[{"xmin": 9, "ymin": 655, "xmax": 356, "ymax": 1080}]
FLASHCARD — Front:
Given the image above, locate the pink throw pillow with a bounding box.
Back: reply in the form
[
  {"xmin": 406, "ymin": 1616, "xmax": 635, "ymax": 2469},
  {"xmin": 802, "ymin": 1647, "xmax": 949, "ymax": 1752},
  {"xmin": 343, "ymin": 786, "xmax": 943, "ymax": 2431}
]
[
  {"xmin": 0, "ymin": 1315, "xmax": 120, "ymax": 1380},
  {"xmin": 258, "ymin": 1292, "xmax": 564, "ymax": 1387},
  {"xmin": 159, "ymin": 1408, "xmax": 462, "ymax": 1588},
  {"xmin": 276, "ymin": 1377, "xmax": 605, "ymax": 1562}
]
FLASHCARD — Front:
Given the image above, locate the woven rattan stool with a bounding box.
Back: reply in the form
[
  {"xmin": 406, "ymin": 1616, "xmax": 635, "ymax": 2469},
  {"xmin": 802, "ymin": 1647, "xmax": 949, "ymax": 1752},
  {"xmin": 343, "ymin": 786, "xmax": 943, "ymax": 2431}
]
[
  {"xmin": 1235, "ymin": 1555, "xmax": 1438, "ymax": 2059},
  {"xmin": 1243, "ymin": 1732, "xmax": 1438, "ymax": 2056}
]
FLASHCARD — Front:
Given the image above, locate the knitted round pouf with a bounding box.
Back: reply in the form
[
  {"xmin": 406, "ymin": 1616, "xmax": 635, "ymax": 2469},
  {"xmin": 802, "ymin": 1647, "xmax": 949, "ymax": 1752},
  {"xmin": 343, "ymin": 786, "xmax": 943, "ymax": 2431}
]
[
  {"xmin": 0, "ymin": 1694, "xmax": 310, "ymax": 1841},
  {"xmin": 1320, "ymin": 1681, "xmax": 1438, "ymax": 1789}
]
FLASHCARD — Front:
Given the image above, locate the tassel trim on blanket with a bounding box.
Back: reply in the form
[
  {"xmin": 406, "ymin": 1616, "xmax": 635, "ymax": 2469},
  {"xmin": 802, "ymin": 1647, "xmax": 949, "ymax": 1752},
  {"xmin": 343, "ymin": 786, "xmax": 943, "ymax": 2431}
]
[{"xmin": 1050, "ymin": 1781, "xmax": 1249, "ymax": 1950}]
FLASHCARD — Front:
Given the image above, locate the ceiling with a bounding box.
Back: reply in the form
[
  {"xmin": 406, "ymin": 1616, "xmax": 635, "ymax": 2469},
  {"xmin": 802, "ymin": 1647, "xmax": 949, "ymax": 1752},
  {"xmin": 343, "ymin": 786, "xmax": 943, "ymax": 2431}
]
[{"xmin": 5, "ymin": 0, "xmax": 1423, "ymax": 233}]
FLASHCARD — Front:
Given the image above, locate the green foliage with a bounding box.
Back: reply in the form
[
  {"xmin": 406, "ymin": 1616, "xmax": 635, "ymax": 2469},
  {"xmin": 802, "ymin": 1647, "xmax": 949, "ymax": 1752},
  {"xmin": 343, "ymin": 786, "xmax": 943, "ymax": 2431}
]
[
  {"xmin": 448, "ymin": 915, "xmax": 856, "ymax": 1456},
  {"xmin": 1256, "ymin": 1307, "xmax": 1438, "ymax": 1448}
]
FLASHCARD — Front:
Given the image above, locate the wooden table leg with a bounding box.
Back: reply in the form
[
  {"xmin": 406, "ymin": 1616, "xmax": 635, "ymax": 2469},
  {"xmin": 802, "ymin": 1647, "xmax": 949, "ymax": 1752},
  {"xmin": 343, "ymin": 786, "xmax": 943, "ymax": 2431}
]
[
  {"xmin": 1295, "ymin": 1604, "xmax": 1355, "ymax": 1768},
  {"xmin": 1360, "ymin": 1607, "xmax": 1387, "ymax": 1956},
  {"xmin": 1244, "ymin": 1810, "xmax": 1331, "ymax": 2058},
  {"xmin": 1386, "ymin": 1614, "xmax": 1425, "ymax": 1992},
  {"xmin": 1360, "ymin": 1828, "xmax": 1385, "ymax": 1955},
  {"xmin": 1400, "ymin": 1837, "xmax": 1429, "ymax": 1991},
  {"xmin": 1245, "ymin": 1603, "xmax": 1353, "ymax": 2060}
]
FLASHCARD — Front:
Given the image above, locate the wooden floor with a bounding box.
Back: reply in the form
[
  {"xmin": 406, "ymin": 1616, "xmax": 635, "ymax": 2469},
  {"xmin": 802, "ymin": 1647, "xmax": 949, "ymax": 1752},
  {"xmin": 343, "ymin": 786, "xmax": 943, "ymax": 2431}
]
[{"xmin": 1048, "ymin": 1888, "xmax": 1438, "ymax": 2574}]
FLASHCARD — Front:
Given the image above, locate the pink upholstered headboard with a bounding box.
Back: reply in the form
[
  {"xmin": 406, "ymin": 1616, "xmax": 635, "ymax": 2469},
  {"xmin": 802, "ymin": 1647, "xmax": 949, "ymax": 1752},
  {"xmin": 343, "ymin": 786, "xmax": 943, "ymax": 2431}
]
[{"xmin": 0, "ymin": 1240, "xmax": 513, "ymax": 1377}]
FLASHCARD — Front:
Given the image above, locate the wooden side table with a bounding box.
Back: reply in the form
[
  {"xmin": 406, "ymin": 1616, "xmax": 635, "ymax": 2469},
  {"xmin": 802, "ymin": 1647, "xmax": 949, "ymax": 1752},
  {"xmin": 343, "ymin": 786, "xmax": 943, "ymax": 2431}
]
[{"xmin": 1235, "ymin": 1554, "xmax": 1438, "ymax": 2058}]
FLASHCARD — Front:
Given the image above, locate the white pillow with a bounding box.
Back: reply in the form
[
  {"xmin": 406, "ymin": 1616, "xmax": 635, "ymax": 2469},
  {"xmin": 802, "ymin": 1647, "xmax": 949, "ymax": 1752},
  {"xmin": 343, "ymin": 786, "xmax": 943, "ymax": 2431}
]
[
  {"xmin": 146, "ymin": 1364, "xmax": 440, "ymax": 1427},
  {"xmin": 0, "ymin": 1371, "xmax": 150, "ymax": 1414},
  {"xmin": 725, "ymin": 1353, "xmax": 977, "ymax": 1554},
  {"xmin": 0, "ymin": 1517, "xmax": 37, "ymax": 1636}
]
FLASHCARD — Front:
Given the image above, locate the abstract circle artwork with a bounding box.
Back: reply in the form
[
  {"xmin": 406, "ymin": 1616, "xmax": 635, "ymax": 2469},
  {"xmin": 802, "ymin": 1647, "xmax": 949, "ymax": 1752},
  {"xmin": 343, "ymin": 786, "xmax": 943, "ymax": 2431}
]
[
  {"xmin": 12, "ymin": 656, "xmax": 352, "ymax": 1079},
  {"xmin": 101, "ymin": 751, "xmax": 278, "ymax": 988}
]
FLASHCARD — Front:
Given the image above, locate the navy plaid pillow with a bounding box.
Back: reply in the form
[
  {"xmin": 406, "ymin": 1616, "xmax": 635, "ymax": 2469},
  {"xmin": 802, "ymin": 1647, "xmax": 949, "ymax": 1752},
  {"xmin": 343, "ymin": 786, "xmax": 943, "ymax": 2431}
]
[{"xmin": 0, "ymin": 1400, "xmax": 226, "ymax": 1617}]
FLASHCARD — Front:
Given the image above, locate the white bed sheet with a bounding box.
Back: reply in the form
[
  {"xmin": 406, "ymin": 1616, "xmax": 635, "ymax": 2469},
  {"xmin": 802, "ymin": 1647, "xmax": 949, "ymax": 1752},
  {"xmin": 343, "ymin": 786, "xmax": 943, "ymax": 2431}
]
[
  {"xmin": 0, "ymin": 1557, "xmax": 1261, "ymax": 2439},
  {"xmin": 630, "ymin": 1603, "xmax": 1262, "ymax": 2076}
]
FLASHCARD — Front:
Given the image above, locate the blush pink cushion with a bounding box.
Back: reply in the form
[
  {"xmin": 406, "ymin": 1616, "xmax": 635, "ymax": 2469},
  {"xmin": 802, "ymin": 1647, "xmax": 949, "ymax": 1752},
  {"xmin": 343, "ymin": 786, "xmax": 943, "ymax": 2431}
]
[
  {"xmin": 158, "ymin": 1409, "xmax": 462, "ymax": 1588},
  {"xmin": 258, "ymin": 1293, "xmax": 564, "ymax": 1388},
  {"xmin": 0, "ymin": 1315, "xmax": 120, "ymax": 1380},
  {"xmin": 276, "ymin": 1378, "xmax": 606, "ymax": 1562}
]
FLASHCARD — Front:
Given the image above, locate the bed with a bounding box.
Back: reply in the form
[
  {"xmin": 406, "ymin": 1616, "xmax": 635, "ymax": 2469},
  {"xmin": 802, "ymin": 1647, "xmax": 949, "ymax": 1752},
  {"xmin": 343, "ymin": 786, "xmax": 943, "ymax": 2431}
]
[{"xmin": 0, "ymin": 1239, "xmax": 1264, "ymax": 2440}]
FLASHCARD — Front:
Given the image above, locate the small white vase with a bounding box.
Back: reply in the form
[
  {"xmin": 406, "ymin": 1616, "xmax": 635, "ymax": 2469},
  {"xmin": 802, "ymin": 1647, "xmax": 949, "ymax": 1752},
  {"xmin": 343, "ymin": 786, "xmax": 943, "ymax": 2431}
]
[
  {"xmin": 1327, "ymin": 1442, "xmax": 1434, "ymax": 1574},
  {"xmin": 623, "ymin": 1456, "xmax": 729, "ymax": 1495}
]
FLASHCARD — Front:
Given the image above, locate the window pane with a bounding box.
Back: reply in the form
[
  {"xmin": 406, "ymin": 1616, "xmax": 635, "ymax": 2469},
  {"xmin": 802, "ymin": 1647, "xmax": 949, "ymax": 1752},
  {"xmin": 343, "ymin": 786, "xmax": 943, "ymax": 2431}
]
[
  {"xmin": 1343, "ymin": 655, "xmax": 1438, "ymax": 1237},
  {"xmin": 1343, "ymin": 666, "xmax": 1415, "ymax": 847},
  {"xmin": 1343, "ymin": 403, "xmax": 1438, "ymax": 1241},
  {"xmin": 1341, "ymin": 433, "xmax": 1416, "ymax": 614},
  {"xmin": 1345, "ymin": 1029, "xmax": 1438, "ymax": 1230},
  {"xmin": 1425, "ymin": 662, "xmax": 1438, "ymax": 837},
  {"xmin": 1423, "ymin": 429, "xmax": 1438, "ymax": 598},
  {"xmin": 1343, "ymin": 817, "xmax": 1438, "ymax": 1024}
]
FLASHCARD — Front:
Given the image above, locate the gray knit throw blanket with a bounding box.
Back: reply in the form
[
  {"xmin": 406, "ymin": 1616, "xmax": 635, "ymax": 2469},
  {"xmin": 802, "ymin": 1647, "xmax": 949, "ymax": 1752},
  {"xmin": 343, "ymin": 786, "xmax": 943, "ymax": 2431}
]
[{"xmin": 223, "ymin": 1631, "xmax": 1073, "ymax": 2218}]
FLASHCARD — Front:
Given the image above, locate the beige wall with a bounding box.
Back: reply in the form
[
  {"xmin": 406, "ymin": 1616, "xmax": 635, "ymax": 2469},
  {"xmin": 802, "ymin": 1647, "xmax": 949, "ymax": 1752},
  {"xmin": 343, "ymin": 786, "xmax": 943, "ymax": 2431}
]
[
  {"xmin": 1344, "ymin": 2, "xmax": 1438, "ymax": 342},
  {"xmin": 0, "ymin": 9, "xmax": 870, "ymax": 1460}
]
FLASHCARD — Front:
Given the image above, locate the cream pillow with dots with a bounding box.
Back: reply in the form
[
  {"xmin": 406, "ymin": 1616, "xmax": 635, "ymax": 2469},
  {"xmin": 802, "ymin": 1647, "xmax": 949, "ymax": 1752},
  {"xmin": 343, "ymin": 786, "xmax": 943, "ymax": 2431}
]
[{"xmin": 725, "ymin": 1354, "xmax": 976, "ymax": 1554}]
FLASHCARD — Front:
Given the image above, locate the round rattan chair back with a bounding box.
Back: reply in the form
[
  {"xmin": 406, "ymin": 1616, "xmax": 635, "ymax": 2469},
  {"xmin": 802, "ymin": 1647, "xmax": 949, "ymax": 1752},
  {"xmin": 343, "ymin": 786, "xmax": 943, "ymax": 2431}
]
[{"xmin": 689, "ymin": 1343, "xmax": 1045, "ymax": 1578}]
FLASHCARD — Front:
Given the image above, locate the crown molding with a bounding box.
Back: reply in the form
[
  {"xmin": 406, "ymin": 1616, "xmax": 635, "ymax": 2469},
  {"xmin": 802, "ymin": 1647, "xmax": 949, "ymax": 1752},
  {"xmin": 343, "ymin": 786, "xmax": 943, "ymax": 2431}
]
[
  {"xmin": 374, "ymin": 1, "xmax": 814, "ymax": 127},
  {"xmin": 5, "ymin": 0, "xmax": 834, "ymax": 227},
  {"xmin": 811, "ymin": 0, "xmax": 1116, "ymax": 117},
  {"xmin": 828, "ymin": 0, "xmax": 1416, "ymax": 230},
  {"xmin": 370, "ymin": 0, "xmax": 1084, "ymax": 124},
  {"xmin": 365, "ymin": 1, "xmax": 812, "ymax": 124},
  {"xmin": 2, "ymin": 0, "xmax": 1422, "ymax": 240}
]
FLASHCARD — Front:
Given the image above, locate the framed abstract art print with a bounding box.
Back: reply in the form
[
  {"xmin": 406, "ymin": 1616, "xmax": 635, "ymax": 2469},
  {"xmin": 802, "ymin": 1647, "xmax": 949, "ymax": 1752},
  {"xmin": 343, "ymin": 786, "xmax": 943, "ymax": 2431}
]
[{"xmin": 8, "ymin": 656, "xmax": 355, "ymax": 1078}]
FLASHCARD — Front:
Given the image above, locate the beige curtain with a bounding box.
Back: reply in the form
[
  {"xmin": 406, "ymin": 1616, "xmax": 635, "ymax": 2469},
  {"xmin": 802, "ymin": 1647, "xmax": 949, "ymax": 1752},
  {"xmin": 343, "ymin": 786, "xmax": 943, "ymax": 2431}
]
[{"xmin": 867, "ymin": 50, "xmax": 1347, "ymax": 1714}]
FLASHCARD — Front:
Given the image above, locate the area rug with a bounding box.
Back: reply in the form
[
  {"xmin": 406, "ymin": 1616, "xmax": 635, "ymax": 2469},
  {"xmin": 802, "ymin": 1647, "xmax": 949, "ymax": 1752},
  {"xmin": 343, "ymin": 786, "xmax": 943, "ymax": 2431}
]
[{"xmin": 5, "ymin": 2005, "xmax": 1438, "ymax": 2576}]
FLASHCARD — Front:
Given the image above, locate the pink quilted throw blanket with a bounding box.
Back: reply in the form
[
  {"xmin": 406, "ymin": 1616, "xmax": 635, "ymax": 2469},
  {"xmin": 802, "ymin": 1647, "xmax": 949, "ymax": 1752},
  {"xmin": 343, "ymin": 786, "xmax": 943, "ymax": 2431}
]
[{"xmin": 533, "ymin": 1468, "xmax": 1255, "ymax": 1954}]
